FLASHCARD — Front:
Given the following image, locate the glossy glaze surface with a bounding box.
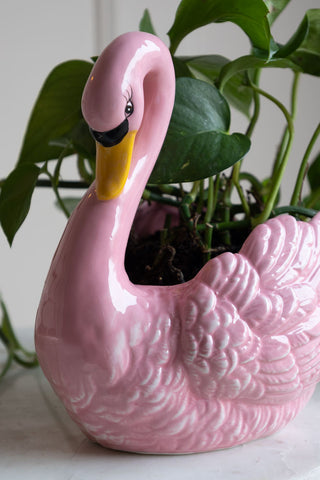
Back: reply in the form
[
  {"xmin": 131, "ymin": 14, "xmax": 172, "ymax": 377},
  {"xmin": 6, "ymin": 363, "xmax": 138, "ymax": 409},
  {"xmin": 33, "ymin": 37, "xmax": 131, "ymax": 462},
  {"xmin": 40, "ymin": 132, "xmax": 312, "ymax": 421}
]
[
  {"xmin": 3, "ymin": 350, "xmax": 320, "ymax": 479},
  {"xmin": 35, "ymin": 32, "xmax": 320, "ymax": 453}
]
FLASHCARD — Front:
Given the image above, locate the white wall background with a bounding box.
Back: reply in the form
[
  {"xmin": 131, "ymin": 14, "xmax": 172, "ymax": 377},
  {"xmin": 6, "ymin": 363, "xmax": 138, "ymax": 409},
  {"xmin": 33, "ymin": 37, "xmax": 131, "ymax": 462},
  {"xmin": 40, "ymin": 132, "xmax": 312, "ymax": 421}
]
[{"xmin": 0, "ymin": 0, "xmax": 319, "ymax": 331}]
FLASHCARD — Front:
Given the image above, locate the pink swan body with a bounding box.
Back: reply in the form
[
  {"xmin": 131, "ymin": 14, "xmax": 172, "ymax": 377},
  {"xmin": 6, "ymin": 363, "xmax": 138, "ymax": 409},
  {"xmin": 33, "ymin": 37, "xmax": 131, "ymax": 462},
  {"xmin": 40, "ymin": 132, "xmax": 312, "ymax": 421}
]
[{"xmin": 35, "ymin": 32, "xmax": 320, "ymax": 454}]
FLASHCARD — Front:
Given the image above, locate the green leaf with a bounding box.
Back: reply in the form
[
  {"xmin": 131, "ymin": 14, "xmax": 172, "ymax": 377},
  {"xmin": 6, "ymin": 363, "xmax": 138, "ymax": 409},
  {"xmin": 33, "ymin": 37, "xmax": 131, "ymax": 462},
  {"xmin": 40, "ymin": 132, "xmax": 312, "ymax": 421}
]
[
  {"xmin": 264, "ymin": 0, "xmax": 291, "ymax": 25},
  {"xmin": 183, "ymin": 55, "xmax": 253, "ymax": 117},
  {"xmin": 303, "ymin": 190, "xmax": 320, "ymax": 211},
  {"xmin": 0, "ymin": 347, "xmax": 13, "ymax": 379},
  {"xmin": 17, "ymin": 60, "xmax": 93, "ymax": 165},
  {"xmin": 218, "ymin": 54, "xmax": 300, "ymax": 92},
  {"xmin": 55, "ymin": 197, "xmax": 82, "ymax": 214},
  {"xmin": 49, "ymin": 121, "xmax": 95, "ymax": 170},
  {"xmin": 275, "ymin": 12, "xmax": 308, "ymax": 59},
  {"xmin": 149, "ymin": 78, "xmax": 251, "ymax": 184},
  {"xmin": 139, "ymin": 9, "xmax": 156, "ymax": 35},
  {"xmin": 169, "ymin": 55, "xmax": 253, "ymax": 117},
  {"xmin": 0, "ymin": 164, "xmax": 41, "ymax": 245},
  {"xmin": 172, "ymin": 56, "xmax": 193, "ymax": 78},
  {"xmin": 290, "ymin": 9, "xmax": 320, "ymax": 76},
  {"xmin": 308, "ymin": 152, "xmax": 320, "ymax": 192},
  {"xmin": 0, "ymin": 299, "xmax": 38, "ymax": 379},
  {"xmin": 168, "ymin": 0, "xmax": 273, "ymax": 57},
  {"xmin": 1, "ymin": 300, "xmax": 22, "ymax": 352},
  {"xmin": 63, "ymin": 119, "xmax": 95, "ymax": 161}
]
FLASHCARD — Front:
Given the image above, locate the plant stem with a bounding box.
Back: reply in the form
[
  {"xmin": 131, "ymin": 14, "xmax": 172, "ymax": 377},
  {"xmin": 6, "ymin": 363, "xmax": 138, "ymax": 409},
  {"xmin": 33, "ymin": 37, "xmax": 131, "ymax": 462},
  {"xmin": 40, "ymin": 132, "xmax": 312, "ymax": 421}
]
[
  {"xmin": 212, "ymin": 174, "xmax": 220, "ymax": 220},
  {"xmin": 245, "ymin": 70, "xmax": 261, "ymax": 138},
  {"xmin": 51, "ymin": 177, "xmax": 71, "ymax": 218},
  {"xmin": 204, "ymin": 177, "xmax": 214, "ymax": 225},
  {"xmin": 272, "ymin": 129, "xmax": 289, "ymax": 179},
  {"xmin": 203, "ymin": 177, "xmax": 214, "ymax": 262},
  {"xmin": 197, "ymin": 217, "xmax": 251, "ymax": 232},
  {"xmin": 231, "ymin": 165, "xmax": 250, "ymax": 217},
  {"xmin": 77, "ymin": 155, "xmax": 94, "ymax": 184},
  {"xmin": 291, "ymin": 72, "xmax": 300, "ymax": 119},
  {"xmin": 250, "ymin": 84, "xmax": 295, "ymax": 227},
  {"xmin": 230, "ymin": 70, "xmax": 261, "ymax": 218},
  {"xmin": 0, "ymin": 351, "xmax": 13, "ymax": 378},
  {"xmin": 202, "ymin": 175, "xmax": 220, "ymax": 258},
  {"xmin": 239, "ymin": 172, "xmax": 263, "ymax": 192},
  {"xmin": 272, "ymin": 205, "xmax": 318, "ymax": 218},
  {"xmin": 42, "ymin": 164, "xmax": 71, "ymax": 219},
  {"xmin": 220, "ymin": 205, "xmax": 232, "ymax": 245},
  {"xmin": 291, "ymin": 122, "xmax": 320, "ymax": 206},
  {"xmin": 53, "ymin": 149, "xmax": 67, "ymax": 187},
  {"xmin": 36, "ymin": 179, "xmax": 89, "ymax": 189},
  {"xmin": 0, "ymin": 300, "xmax": 38, "ymax": 379},
  {"xmin": 142, "ymin": 189, "xmax": 180, "ymax": 207},
  {"xmin": 158, "ymin": 184, "xmax": 182, "ymax": 196},
  {"xmin": 197, "ymin": 180, "xmax": 204, "ymax": 214},
  {"xmin": 271, "ymin": 72, "xmax": 300, "ymax": 180},
  {"xmin": 190, "ymin": 181, "xmax": 200, "ymax": 199}
]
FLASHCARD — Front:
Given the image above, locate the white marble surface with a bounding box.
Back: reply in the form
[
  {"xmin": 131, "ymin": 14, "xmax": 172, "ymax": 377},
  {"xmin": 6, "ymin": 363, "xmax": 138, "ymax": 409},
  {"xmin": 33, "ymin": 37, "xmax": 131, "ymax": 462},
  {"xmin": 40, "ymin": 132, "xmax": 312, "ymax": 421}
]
[{"xmin": 1, "ymin": 333, "xmax": 320, "ymax": 479}]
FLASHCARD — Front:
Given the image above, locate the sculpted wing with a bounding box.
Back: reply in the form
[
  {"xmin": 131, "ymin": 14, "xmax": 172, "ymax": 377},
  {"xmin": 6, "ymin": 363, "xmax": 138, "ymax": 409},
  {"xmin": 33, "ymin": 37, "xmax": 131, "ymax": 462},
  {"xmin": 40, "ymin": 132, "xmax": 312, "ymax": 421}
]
[{"xmin": 179, "ymin": 214, "xmax": 320, "ymax": 402}]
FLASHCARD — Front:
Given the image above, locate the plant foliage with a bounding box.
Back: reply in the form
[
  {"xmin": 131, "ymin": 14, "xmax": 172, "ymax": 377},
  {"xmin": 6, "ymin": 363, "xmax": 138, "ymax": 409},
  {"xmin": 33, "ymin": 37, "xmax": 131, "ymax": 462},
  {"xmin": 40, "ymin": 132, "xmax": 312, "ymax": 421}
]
[{"xmin": 1, "ymin": 0, "xmax": 320, "ymax": 245}]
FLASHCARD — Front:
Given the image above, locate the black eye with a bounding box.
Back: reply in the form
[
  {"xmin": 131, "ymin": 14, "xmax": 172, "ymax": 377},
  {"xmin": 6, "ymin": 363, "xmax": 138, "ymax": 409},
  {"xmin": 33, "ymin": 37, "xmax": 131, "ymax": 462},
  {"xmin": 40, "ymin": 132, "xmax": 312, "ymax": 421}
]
[{"xmin": 125, "ymin": 100, "xmax": 134, "ymax": 117}]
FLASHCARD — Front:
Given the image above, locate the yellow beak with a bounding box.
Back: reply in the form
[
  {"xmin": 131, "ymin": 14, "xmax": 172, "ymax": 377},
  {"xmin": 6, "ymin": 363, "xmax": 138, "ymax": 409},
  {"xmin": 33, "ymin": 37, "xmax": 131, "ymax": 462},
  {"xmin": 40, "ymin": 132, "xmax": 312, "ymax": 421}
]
[{"xmin": 95, "ymin": 130, "xmax": 137, "ymax": 200}]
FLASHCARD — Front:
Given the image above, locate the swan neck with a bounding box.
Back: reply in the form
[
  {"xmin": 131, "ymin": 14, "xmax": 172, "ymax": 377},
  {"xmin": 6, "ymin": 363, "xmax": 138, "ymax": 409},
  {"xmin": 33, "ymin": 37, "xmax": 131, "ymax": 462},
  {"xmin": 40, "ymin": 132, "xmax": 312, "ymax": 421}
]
[{"xmin": 109, "ymin": 49, "xmax": 176, "ymax": 257}]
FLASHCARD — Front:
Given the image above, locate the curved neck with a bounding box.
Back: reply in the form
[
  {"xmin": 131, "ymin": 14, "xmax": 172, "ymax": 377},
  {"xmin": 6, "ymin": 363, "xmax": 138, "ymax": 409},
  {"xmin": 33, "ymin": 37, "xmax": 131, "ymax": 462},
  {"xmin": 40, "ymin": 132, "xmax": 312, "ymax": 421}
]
[
  {"xmin": 117, "ymin": 64, "xmax": 176, "ymax": 259},
  {"xmin": 65, "ymin": 40, "xmax": 175, "ymax": 284}
]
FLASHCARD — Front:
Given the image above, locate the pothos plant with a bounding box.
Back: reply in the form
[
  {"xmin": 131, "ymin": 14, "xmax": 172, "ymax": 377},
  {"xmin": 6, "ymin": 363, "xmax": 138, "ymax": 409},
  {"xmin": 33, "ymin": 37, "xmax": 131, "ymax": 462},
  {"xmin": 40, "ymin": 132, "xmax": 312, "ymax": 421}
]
[{"xmin": 0, "ymin": 0, "xmax": 320, "ymax": 375}]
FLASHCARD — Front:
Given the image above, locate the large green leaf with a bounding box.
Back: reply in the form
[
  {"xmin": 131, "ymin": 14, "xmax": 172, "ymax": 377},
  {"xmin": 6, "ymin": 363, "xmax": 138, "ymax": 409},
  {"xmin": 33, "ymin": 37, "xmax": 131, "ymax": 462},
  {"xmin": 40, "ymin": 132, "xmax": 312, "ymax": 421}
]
[
  {"xmin": 218, "ymin": 54, "xmax": 300, "ymax": 92},
  {"xmin": 217, "ymin": 7, "xmax": 312, "ymax": 90},
  {"xmin": 264, "ymin": 0, "xmax": 291, "ymax": 25},
  {"xmin": 17, "ymin": 60, "xmax": 93, "ymax": 165},
  {"xmin": 50, "ymin": 120, "xmax": 96, "ymax": 162},
  {"xmin": 148, "ymin": 78, "xmax": 250, "ymax": 184},
  {"xmin": 172, "ymin": 56, "xmax": 193, "ymax": 78},
  {"xmin": 274, "ymin": 12, "xmax": 309, "ymax": 59},
  {"xmin": 168, "ymin": 0, "xmax": 273, "ymax": 57},
  {"xmin": 290, "ymin": 9, "xmax": 320, "ymax": 76},
  {"xmin": 0, "ymin": 164, "xmax": 41, "ymax": 245},
  {"xmin": 182, "ymin": 55, "xmax": 253, "ymax": 117},
  {"xmin": 171, "ymin": 56, "xmax": 251, "ymax": 115}
]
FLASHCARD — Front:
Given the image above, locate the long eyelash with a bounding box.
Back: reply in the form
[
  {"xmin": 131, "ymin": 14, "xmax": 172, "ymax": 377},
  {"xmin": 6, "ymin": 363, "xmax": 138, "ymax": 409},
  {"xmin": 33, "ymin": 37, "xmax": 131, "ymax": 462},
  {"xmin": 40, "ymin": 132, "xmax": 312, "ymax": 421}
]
[{"xmin": 124, "ymin": 86, "xmax": 133, "ymax": 103}]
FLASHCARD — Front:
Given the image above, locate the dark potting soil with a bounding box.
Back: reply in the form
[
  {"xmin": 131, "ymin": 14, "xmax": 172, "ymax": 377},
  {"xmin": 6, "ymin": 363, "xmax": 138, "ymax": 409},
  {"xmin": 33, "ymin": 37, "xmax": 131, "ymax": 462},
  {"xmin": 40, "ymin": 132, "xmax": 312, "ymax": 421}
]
[{"xmin": 125, "ymin": 225, "xmax": 248, "ymax": 286}]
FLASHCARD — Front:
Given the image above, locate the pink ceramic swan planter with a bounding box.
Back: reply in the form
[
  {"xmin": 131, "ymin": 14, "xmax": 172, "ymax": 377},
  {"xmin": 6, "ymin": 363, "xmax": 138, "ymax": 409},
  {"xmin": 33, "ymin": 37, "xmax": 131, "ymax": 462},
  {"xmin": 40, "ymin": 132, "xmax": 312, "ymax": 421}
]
[{"xmin": 35, "ymin": 32, "xmax": 320, "ymax": 454}]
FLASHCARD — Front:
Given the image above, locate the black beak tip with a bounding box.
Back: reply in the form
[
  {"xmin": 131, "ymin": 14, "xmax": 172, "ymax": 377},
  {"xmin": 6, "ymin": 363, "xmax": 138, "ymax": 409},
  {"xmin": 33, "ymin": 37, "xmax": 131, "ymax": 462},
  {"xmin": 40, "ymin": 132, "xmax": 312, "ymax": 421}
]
[{"xmin": 90, "ymin": 118, "xmax": 129, "ymax": 147}]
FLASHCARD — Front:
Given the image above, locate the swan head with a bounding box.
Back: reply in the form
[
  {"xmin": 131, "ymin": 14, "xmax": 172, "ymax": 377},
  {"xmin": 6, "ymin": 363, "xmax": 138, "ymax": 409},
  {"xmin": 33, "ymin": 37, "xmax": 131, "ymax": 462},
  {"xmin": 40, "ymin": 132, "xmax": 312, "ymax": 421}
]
[{"xmin": 81, "ymin": 32, "xmax": 170, "ymax": 201}]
